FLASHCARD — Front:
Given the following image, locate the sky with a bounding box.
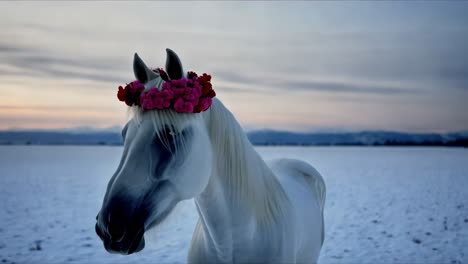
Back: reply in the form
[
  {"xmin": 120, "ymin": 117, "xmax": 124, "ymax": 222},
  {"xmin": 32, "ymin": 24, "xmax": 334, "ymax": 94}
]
[{"xmin": 0, "ymin": 2, "xmax": 467, "ymax": 132}]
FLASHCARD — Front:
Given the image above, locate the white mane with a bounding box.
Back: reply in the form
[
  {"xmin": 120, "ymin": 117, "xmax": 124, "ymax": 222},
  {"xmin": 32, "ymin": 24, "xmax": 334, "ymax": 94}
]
[
  {"xmin": 207, "ymin": 99, "xmax": 292, "ymax": 226},
  {"xmin": 189, "ymin": 99, "xmax": 325, "ymax": 262}
]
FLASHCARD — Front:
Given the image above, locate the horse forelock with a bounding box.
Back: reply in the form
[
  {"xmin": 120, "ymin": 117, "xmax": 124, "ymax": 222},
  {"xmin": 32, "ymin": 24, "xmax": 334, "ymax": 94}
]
[{"xmin": 128, "ymin": 106, "xmax": 204, "ymax": 154}]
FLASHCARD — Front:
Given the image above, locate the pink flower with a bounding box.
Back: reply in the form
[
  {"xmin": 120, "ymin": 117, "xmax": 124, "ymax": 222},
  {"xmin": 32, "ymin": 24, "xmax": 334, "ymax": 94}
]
[
  {"xmin": 169, "ymin": 81, "xmax": 200, "ymax": 105},
  {"xmin": 173, "ymin": 98, "xmax": 195, "ymax": 113},
  {"xmin": 127, "ymin": 80, "xmax": 145, "ymax": 93},
  {"xmin": 140, "ymin": 87, "xmax": 174, "ymax": 110}
]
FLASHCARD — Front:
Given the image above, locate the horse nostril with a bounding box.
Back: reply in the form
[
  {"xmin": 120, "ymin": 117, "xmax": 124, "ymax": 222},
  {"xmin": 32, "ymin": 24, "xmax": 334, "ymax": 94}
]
[{"xmin": 107, "ymin": 221, "xmax": 125, "ymax": 241}]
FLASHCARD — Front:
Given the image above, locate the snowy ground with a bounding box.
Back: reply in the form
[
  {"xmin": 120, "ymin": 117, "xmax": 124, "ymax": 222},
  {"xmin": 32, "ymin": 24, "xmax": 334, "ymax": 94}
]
[{"xmin": 0, "ymin": 146, "xmax": 467, "ymax": 264}]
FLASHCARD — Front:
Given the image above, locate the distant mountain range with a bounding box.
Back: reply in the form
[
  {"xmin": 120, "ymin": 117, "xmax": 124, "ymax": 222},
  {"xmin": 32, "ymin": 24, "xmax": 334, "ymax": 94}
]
[
  {"xmin": 247, "ymin": 130, "xmax": 468, "ymax": 147},
  {"xmin": 0, "ymin": 128, "xmax": 467, "ymax": 147}
]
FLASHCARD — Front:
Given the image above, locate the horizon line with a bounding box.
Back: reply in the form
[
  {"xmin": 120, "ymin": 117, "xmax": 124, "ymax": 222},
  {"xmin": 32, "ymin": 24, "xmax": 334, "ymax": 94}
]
[{"xmin": 1, "ymin": 127, "xmax": 467, "ymax": 135}]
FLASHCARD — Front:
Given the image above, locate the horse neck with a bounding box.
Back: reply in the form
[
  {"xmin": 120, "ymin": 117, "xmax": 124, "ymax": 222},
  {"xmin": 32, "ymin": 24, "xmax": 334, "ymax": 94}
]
[{"xmin": 193, "ymin": 99, "xmax": 291, "ymax": 257}]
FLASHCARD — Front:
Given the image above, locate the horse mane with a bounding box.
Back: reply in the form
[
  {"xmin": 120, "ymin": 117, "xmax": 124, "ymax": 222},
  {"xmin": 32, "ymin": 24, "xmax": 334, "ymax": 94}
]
[{"xmin": 207, "ymin": 99, "xmax": 292, "ymax": 229}]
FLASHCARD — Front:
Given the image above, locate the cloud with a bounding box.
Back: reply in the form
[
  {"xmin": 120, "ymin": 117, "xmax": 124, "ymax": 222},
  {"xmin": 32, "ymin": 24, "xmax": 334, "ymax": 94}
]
[
  {"xmin": 280, "ymin": 80, "xmax": 414, "ymax": 95},
  {"xmin": 0, "ymin": 104, "xmax": 114, "ymax": 111},
  {"xmin": 436, "ymin": 67, "xmax": 468, "ymax": 90},
  {"xmin": 0, "ymin": 42, "xmax": 127, "ymax": 84},
  {"xmin": 214, "ymin": 70, "xmax": 259, "ymax": 85},
  {"xmin": 0, "ymin": 43, "xmax": 35, "ymax": 53},
  {"xmin": 215, "ymin": 69, "xmax": 415, "ymax": 95}
]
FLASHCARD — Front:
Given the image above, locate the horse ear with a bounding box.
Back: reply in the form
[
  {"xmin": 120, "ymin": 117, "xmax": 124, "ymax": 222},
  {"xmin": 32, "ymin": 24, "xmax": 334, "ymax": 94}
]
[
  {"xmin": 133, "ymin": 53, "xmax": 158, "ymax": 84},
  {"xmin": 165, "ymin": 48, "xmax": 184, "ymax": 80}
]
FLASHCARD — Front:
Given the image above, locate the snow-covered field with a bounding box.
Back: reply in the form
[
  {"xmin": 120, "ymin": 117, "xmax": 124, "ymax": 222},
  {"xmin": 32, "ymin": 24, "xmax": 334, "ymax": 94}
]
[{"xmin": 0, "ymin": 146, "xmax": 467, "ymax": 264}]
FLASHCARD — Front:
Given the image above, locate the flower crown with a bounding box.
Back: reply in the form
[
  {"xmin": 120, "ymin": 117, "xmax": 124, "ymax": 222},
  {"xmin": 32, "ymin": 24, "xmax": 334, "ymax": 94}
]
[{"xmin": 117, "ymin": 68, "xmax": 216, "ymax": 113}]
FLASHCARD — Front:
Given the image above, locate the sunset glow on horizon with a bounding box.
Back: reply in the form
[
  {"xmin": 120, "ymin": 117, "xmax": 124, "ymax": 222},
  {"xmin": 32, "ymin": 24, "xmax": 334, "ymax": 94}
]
[{"xmin": 1, "ymin": 2, "xmax": 467, "ymax": 132}]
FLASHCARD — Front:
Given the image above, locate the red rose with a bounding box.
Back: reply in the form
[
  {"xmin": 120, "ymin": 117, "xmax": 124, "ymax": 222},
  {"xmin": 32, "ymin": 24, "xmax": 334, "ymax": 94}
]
[
  {"xmin": 194, "ymin": 97, "xmax": 213, "ymax": 113},
  {"xmin": 117, "ymin": 86, "xmax": 127, "ymax": 102},
  {"xmin": 207, "ymin": 89, "xmax": 216, "ymax": 98},
  {"xmin": 125, "ymin": 93, "xmax": 138, "ymax": 106},
  {"xmin": 117, "ymin": 81, "xmax": 144, "ymax": 106},
  {"xmin": 187, "ymin": 71, "xmax": 198, "ymax": 79},
  {"xmin": 198, "ymin": 73, "xmax": 211, "ymax": 83},
  {"xmin": 156, "ymin": 68, "xmax": 170, "ymax": 81},
  {"xmin": 201, "ymin": 82, "xmax": 213, "ymax": 97}
]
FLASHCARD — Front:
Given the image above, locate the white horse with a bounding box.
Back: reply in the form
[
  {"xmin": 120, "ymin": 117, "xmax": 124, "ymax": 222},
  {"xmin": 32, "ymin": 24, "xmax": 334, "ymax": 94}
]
[{"xmin": 96, "ymin": 49, "xmax": 326, "ymax": 263}]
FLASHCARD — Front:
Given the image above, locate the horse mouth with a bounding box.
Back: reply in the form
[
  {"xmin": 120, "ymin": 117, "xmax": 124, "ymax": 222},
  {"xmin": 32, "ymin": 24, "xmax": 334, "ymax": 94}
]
[
  {"xmin": 96, "ymin": 224, "xmax": 145, "ymax": 255},
  {"xmin": 127, "ymin": 228, "xmax": 145, "ymax": 254},
  {"xmin": 107, "ymin": 230, "xmax": 145, "ymax": 255}
]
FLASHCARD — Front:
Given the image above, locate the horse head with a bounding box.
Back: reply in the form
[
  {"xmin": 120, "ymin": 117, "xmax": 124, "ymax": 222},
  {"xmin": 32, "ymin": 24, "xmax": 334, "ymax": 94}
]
[{"xmin": 95, "ymin": 49, "xmax": 214, "ymax": 254}]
